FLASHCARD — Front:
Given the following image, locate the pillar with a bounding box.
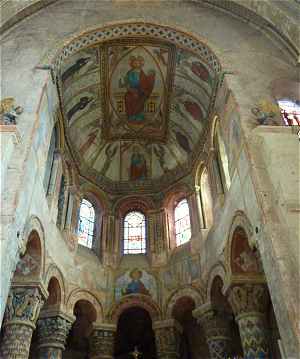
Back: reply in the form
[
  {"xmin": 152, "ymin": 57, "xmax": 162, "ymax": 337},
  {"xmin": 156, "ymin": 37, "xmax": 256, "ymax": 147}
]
[
  {"xmin": 37, "ymin": 312, "xmax": 74, "ymax": 358},
  {"xmin": 193, "ymin": 303, "xmax": 233, "ymax": 359},
  {"xmin": 0, "ymin": 285, "xmax": 47, "ymax": 359},
  {"xmin": 89, "ymin": 323, "xmax": 116, "ymax": 359},
  {"xmin": 195, "ymin": 185, "xmax": 205, "ymax": 229},
  {"xmin": 227, "ymin": 283, "xmax": 270, "ymax": 358},
  {"xmin": 153, "ymin": 319, "xmax": 182, "ymax": 359},
  {"xmin": 148, "ymin": 208, "xmax": 168, "ymax": 265}
]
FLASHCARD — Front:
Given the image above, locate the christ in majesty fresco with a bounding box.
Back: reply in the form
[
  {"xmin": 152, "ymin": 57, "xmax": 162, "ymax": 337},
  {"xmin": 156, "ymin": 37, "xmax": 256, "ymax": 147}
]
[{"xmin": 119, "ymin": 55, "xmax": 155, "ymax": 123}]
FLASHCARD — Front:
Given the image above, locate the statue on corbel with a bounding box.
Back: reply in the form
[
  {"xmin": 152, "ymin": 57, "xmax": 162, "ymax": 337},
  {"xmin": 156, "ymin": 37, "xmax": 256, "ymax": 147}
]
[
  {"xmin": 251, "ymin": 100, "xmax": 282, "ymax": 126},
  {"xmin": 0, "ymin": 97, "xmax": 23, "ymax": 125}
]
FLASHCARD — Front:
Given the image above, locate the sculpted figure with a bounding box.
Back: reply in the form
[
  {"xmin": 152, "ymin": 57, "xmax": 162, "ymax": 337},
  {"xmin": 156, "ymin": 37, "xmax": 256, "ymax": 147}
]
[
  {"xmin": 0, "ymin": 97, "xmax": 23, "ymax": 125},
  {"xmin": 251, "ymin": 100, "xmax": 281, "ymax": 126}
]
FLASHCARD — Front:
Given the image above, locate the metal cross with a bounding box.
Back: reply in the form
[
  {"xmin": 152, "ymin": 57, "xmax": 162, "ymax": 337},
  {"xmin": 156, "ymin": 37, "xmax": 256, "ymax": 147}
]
[{"xmin": 130, "ymin": 346, "xmax": 142, "ymax": 358}]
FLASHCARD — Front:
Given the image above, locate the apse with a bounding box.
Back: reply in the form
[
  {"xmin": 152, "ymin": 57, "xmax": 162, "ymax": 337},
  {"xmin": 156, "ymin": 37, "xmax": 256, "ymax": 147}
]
[{"xmin": 54, "ymin": 22, "xmax": 221, "ymax": 194}]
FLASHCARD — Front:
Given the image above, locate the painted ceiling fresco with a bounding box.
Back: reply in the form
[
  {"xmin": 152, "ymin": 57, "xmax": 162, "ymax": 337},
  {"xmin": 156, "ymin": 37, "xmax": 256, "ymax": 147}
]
[{"xmin": 57, "ymin": 25, "xmax": 220, "ymax": 192}]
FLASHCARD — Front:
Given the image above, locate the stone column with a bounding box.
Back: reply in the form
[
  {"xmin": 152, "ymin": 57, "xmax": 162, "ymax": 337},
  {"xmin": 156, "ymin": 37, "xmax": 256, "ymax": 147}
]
[
  {"xmin": 193, "ymin": 303, "xmax": 233, "ymax": 359},
  {"xmin": 37, "ymin": 312, "xmax": 74, "ymax": 358},
  {"xmin": 153, "ymin": 319, "xmax": 182, "ymax": 359},
  {"xmin": 195, "ymin": 185, "xmax": 205, "ymax": 229},
  {"xmin": 0, "ymin": 285, "xmax": 47, "ymax": 359},
  {"xmin": 148, "ymin": 208, "xmax": 167, "ymax": 264},
  {"xmin": 89, "ymin": 323, "xmax": 116, "ymax": 359},
  {"xmin": 227, "ymin": 284, "xmax": 270, "ymax": 358}
]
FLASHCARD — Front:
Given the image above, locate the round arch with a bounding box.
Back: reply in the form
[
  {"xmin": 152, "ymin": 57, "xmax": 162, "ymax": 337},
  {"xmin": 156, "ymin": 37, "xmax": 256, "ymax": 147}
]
[
  {"xmin": 194, "ymin": 163, "xmax": 214, "ymax": 230},
  {"xmin": 44, "ymin": 263, "xmax": 66, "ymax": 307},
  {"xmin": 114, "ymin": 195, "xmax": 155, "ymax": 216},
  {"xmin": 66, "ymin": 288, "xmax": 103, "ymax": 321},
  {"xmin": 205, "ymin": 262, "xmax": 227, "ymax": 302},
  {"xmin": 165, "ymin": 287, "xmax": 205, "ymax": 318},
  {"xmin": 2, "ymin": 2, "xmax": 298, "ymax": 65},
  {"xmin": 108, "ymin": 294, "xmax": 162, "ymax": 324},
  {"xmin": 195, "ymin": 160, "xmax": 208, "ymax": 187},
  {"xmin": 225, "ymin": 211, "xmax": 254, "ymax": 271},
  {"xmin": 162, "ymin": 183, "xmax": 192, "ymax": 210},
  {"xmin": 225, "ymin": 211, "xmax": 264, "ymax": 287},
  {"xmin": 80, "ymin": 183, "xmax": 110, "ymax": 214},
  {"xmin": 50, "ymin": 21, "xmax": 222, "ymax": 74},
  {"xmin": 20, "ymin": 215, "xmax": 46, "ymax": 279}
]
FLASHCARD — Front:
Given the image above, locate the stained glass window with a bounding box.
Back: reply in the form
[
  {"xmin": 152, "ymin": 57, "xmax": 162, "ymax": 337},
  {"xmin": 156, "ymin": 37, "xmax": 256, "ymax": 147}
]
[
  {"xmin": 78, "ymin": 199, "xmax": 95, "ymax": 248},
  {"xmin": 278, "ymin": 100, "xmax": 300, "ymax": 126},
  {"xmin": 175, "ymin": 199, "xmax": 191, "ymax": 246},
  {"xmin": 123, "ymin": 211, "xmax": 146, "ymax": 254}
]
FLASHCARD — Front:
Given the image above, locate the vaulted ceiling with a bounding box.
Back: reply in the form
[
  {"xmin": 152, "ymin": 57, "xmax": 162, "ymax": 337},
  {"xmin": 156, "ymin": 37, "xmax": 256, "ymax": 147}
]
[{"xmin": 55, "ymin": 23, "xmax": 221, "ymax": 192}]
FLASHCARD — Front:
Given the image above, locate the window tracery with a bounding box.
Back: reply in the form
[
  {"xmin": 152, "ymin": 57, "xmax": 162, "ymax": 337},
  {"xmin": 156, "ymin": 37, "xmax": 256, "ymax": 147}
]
[
  {"xmin": 123, "ymin": 211, "xmax": 146, "ymax": 254},
  {"xmin": 78, "ymin": 199, "xmax": 95, "ymax": 248},
  {"xmin": 174, "ymin": 199, "xmax": 191, "ymax": 246}
]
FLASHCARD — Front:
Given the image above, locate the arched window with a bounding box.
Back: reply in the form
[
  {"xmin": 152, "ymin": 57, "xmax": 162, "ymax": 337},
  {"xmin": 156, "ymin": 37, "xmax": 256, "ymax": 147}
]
[
  {"xmin": 199, "ymin": 167, "xmax": 213, "ymax": 229},
  {"xmin": 174, "ymin": 199, "xmax": 191, "ymax": 246},
  {"xmin": 78, "ymin": 199, "xmax": 95, "ymax": 248},
  {"xmin": 277, "ymin": 99, "xmax": 300, "ymax": 126},
  {"xmin": 123, "ymin": 211, "xmax": 146, "ymax": 254},
  {"xmin": 213, "ymin": 122, "xmax": 231, "ymax": 194}
]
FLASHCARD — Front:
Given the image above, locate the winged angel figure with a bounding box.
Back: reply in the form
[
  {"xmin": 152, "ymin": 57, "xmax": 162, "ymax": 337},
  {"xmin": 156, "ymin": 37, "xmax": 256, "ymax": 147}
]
[{"xmin": 0, "ymin": 97, "xmax": 23, "ymax": 125}]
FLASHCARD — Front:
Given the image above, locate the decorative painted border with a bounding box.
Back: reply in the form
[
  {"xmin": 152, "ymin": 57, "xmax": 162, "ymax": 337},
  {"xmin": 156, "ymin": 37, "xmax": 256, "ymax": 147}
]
[{"xmin": 52, "ymin": 22, "xmax": 222, "ymax": 75}]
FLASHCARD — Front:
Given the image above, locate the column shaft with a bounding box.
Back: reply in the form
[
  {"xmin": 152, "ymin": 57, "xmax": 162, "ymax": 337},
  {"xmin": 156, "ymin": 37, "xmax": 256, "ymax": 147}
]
[
  {"xmin": 89, "ymin": 324, "xmax": 116, "ymax": 359},
  {"xmin": 228, "ymin": 284, "xmax": 270, "ymax": 358},
  {"xmin": 37, "ymin": 314, "xmax": 73, "ymax": 358},
  {"xmin": 0, "ymin": 323, "xmax": 35, "ymax": 358},
  {"xmin": 153, "ymin": 319, "xmax": 182, "ymax": 359},
  {"xmin": 236, "ymin": 312, "xmax": 269, "ymax": 358},
  {"xmin": 193, "ymin": 304, "xmax": 233, "ymax": 359},
  {"xmin": 0, "ymin": 286, "xmax": 46, "ymax": 359}
]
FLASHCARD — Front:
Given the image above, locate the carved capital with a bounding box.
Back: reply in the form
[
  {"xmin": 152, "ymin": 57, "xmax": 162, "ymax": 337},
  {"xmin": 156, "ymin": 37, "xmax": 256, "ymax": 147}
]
[
  {"xmin": 89, "ymin": 323, "xmax": 116, "ymax": 359},
  {"xmin": 193, "ymin": 304, "xmax": 232, "ymax": 340},
  {"xmin": 3, "ymin": 286, "xmax": 46, "ymax": 329},
  {"xmin": 37, "ymin": 315, "xmax": 73, "ymax": 350},
  {"xmin": 153, "ymin": 319, "xmax": 182, "ymax": 358},
  {"xmin": 227, "ymin": 284, "xmax": 268, "ymax": 318},
  {"xmin": 193, "ymin": 304, "xmax": 233, "ymax": 358}
]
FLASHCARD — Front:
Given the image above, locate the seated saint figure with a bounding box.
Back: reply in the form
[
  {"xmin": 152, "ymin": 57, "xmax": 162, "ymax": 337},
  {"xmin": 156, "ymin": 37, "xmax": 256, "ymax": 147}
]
[
  {"xmin": 130, "ymin": 147, "xmax": 147, "ymax": 181},
  {"xmin": 124, "ymin": 268, "xmax": 150, "ymax": 296},
  {"xmin": 120, "ymin": 55, "xmax": 155, "ymax": 123}
]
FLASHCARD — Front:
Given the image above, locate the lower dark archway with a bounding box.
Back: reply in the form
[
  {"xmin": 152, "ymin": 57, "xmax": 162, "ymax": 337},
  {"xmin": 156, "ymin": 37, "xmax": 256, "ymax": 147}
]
[
  {"xmin": 172, "ymin": 296, "xmax": 209, "ymax": 359},
  {"xmin": 63, "ymin": 300, "xmax": 97, "ymax": 359},
  {"xmin": 114, "ymin": 306, "xmax": 157, "ymax": 359}
]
